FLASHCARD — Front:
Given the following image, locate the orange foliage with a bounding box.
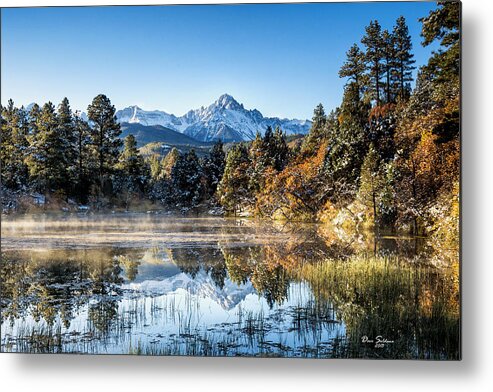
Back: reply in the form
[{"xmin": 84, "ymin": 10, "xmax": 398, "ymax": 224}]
[
  {"xmin": 272, "ymin": 141, "xmax": 329, "ymax": 219},
  {"xmin": 369, "ymin": 103, "xmax": 396, "ymax": 120}
]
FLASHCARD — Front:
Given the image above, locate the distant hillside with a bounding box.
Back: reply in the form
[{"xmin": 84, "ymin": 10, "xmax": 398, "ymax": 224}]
[
  {"xmin": 222, "ymin": 133, "xmax": 306, "ymax": 154},
  {"xmin": 139, "ymin": 141, "xmax": 212, "ymax": 158},
  {"xmin": 120, "ymin": 122, "xmax": 209, "ymax": 147},
  {"xmin": 121, "ymin": 121, "xmax": 305, "ymax": 159}
]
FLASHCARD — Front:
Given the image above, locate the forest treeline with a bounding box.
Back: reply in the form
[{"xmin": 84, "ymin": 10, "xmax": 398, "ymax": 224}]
[
  {"xmin": 1, "ymin": 3, "xmax": 459, "ymax": 242},
  {"xmin": 217, "ymin": 3, "xmax": 459, "ymax": 240}
]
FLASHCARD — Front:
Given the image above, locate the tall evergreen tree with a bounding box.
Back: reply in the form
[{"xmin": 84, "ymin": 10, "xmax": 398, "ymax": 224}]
[
  {"xmin": 248, "ymin": 131, "xmax": 266, "ymax": 195},
  {"xmin": 170, "ymin": 149, "xmax": 204, "ymax": 207},
  {"xmin": 311, "ymin": 103, "xmax": 327, "ymax": 130},
  {"xmin": 25, "ymin": 102, "xmax": 66, "ymax": 193},
  {"xmin": 0, "ymin": 100, "xmax": 29, "ymax": 189},
  {"xmin": 57, "ymin": 97, "xmax": 77, "ymax": 192},
  {"xmin": 417, "ymin": 2, "xmax": 460, "ymax": 144},
  {"xmin": 302, "ymin": 104, "xmax": 327, "ymax": 155},
  {"xmin": 324, "ymin": 84, "xmax": 371, "ymax": 204},
  {"xmin": 366, "ymin": 105, "xmax": 397, "ymax": 162},
  {"xmin": 87, "ymin": 94, "xmax": 122, "ymax": 195},
  {"xmin": 114, "ymin": 134, "xmax": 146, "ymax": 207},
  {"xmin": 29, "ymin": 103, "xmax": 41, "ymax": 132},
  {"xmin": 73, "ymin": 112, "xmax": 91, "ymax": 202},
  {"xmin": 339, "ymin": 44, "xmax": 367, "ymax": 98},
  {"xmin": 148, "ymin": 147, "xmax": 181, "ymax": 205},
  {"xmin": 361, "ymin": 20, "xmax": 384, "ymax": 105},
  {"xmin": 203, "ymin": 140, "xmax": 226, "ymax": 197},
  {"xmin": 250, "ymin": 131, "xmax": 264, "ymax": 161},
  {"xmin": 272, "ymin": 126, "xmax": 289, "ymax": 172},
  {"xmin": 248, "ymin": 126, "xmax": 289, "ymax": 203},
  {"xmin": 393, "ymin": 16, "xmax": 415, "ymax": 100},
  {"xmin": 217, "ymin": 144, "xmax": 251, "ymax": 214},
  {"xmin": 117, "ymin": 134, "xmax": 144, "ymax": 177},
  {"xmin": 0, "ymin": 104, "xmax": 8, "ymax": 186},
  {"xmin": 358, "ymin": 143, "xmax": 396, "ymax": 230},
  {"xmin": 382, "ymin": 29, "xmax": 396, "ymax": 103},
  {"xmin": 420, "ymin": 1, "xmax": 460, "ymax": 84}
]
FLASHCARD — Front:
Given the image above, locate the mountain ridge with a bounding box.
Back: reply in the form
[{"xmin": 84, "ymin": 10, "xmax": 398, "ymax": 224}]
[
  {"xmin": 116, "ymin": 94, "xmax": 312, "ymax": 143},
  {"xmin": 120, "ymin": 122, "xmax": 210, "ymax": 147}
]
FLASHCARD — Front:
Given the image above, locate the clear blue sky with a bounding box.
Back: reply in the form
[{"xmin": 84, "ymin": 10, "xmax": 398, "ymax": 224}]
[{"xmin": 1, "ymin": 2, "xmax": 439, "ymax": 120}]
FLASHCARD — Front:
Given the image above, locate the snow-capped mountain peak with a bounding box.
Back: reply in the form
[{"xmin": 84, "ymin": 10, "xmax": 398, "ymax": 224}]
[
  {"xmin": 116, "ymin": 94, "xmax": 311, "ymax": 143},
  {"xmin": 213, "ymin": 93, "xmax": 243, "ymax": 111}
]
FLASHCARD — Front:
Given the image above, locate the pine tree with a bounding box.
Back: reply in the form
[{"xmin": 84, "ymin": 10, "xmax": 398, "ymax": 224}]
[
  {"xmin": 416, "ymin": 3, "xmax": 460, "ymax": 144},
  {"xmin": 0, "ymin": 100, "xmax": 29, "ymax": 190},
  {"xmin": 0, "ymin": 102, "xmax": 13, "ymax": 185},
  {"xmin": 249, "ymin": 131, "xmax": 264, "ymax": 163},
  {"xmin": 73, "ymin": 112, "xmax": 91, "ymax": 202},
  {"xmin": 272, "ymin": 126, "xmax": 289, "ymax": 171},
  {"xmin": 358, "ymin": 143, "xmax": 383, "ymax": 230},
  {"xmin": 259, "ymin": 125, "xmax": 275, "ymax": 167},
  {"xmin": 382, "ymin": 29, "xmax": 396, "ymax": 103},
  {"xmin": 312, "ymin": 103, "xmax": 327, "ymax": 130},
  {"xmin": 203, "ymin": 140, "xmax": 225, "ymax": 197},
  {"xmin": 114, "ymin": 134, "xmax": 146, "ymax": 208},
  {"xmin": 24, "ymin": 104, "xmax": 41, "ymax": 185},
  {"xmin": 25, "ymin": 102, "xmax": 67, "ymax": 194},
  {"xmin": 301, "ymin": 104, "xmax": 327, "ymax": 155},
  {"xmin": 324, "ymin": 84, "xmax": 371, "ymax": 204},
  {"xmin": 29, "ymin": 103, "xmax": 41, "ymax": 132},
  {"xmin": 366, "ymin": 105, "xmax": 397, "ymax": 162},
  {"xmin": 170, "ymin": 149, "xmax": 204, "ymax": 208},
  {"xmin": 0, "ymin": 104, "xmax": 8, "ymax": 186},
  {"xmin": 87, "ymin": 94, "xmax": 122, "ymax": 196},
  {"xmin": 248, "ymin": 131, "xmax": 266, "ymax": 196},
  {"xmin": 148, "ymin": 148, "xmax": 180, "ymax": 205},
  {"xmin": 361, "ymin": 20, "xmax": 384, "ymax": 105},
  {"xmin": 420, "ymin": 1, "xmax": 460, "ymax": 84},
  {"xmin": 339, "ymin": 44, "xmax": 367, "ymax": 98},
  {"xmin": 1, "ymin": 100, "xmax": 29, "ymax": 189},
  {"xmin": 117, "ymin": 134, "xmax": 144, "ymax": 177},
  {"xmin": 262, "ymin": 125, "xmax": 274, "ymax": 155},
  {"xmin": 57, "ymin": 97, "xmax": 77, "ymax": 193},
  {"xmin": 393, "ymin": 16, "xmax": 415, "ymax": 100},
  {"xmin": 217, "ymin": 144, "xmax": 251, "ymax": 214}
]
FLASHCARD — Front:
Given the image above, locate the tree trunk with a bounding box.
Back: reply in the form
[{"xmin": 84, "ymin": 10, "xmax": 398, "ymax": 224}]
[
  {"xmin": 372, "ymin": 187, "xmax": 378, "ymax": 233},
  {"xmin": 386, "ymin": 57, "xmax": 391, "ymax": 103},
  {"xmin": 78, "ymin": 133, "xmax": 83, "ymax": 203},
  {"xmin": 411, "ymin": 159, "xmax": 418, "ymax": 236},
  {"xmin": 99, "ymin": 123, "xmax": 104, "ymax": 198},
  {"xmin": 400, "ymin": 61, "xmax": 405, "ymax": 99},
  {"xmin": 375, "ymin": 63, "xmax": 380, "ymax": 105}
]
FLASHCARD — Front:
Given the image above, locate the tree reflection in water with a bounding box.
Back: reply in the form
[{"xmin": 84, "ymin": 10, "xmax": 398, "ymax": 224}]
[{"xmin": 0, "ymin": 218, "xmax": 459, "ymax": 358}]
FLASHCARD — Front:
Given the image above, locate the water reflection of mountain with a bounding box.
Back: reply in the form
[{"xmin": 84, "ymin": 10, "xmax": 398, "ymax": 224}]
[
  {"xmin": 123, "ymin": 270, "xmax": 255, "ymax": 311},
  {"xmin": 128, "ymin": 247, "xmax": 257, "ymax": 310}
]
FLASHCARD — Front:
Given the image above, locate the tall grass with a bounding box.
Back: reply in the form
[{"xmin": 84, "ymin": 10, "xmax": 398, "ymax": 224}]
[{"xmin": 295, "ymin": 255, "xmax": 460, "ymax": 359}]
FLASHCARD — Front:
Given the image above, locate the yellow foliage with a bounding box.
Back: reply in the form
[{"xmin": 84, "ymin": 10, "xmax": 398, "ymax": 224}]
[{"xmin": 266, "ymin": 141, "xmax": 328, "ymax": 220}]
